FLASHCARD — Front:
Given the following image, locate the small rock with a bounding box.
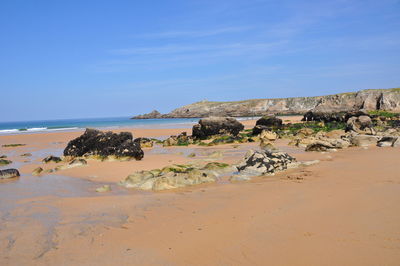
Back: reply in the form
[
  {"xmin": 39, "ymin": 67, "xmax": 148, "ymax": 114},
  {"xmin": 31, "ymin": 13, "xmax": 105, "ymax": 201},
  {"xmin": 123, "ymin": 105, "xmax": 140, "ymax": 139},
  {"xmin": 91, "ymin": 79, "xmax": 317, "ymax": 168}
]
[
  {"xmin": 32, "ymin": 167, "xmax": 44, "ymax": 176},
  {"xmin": 0, "ymin": 169, "xmax": 20, "ymax": 179},
  {"xmin": 350, "ymin": 135, "xmax": 379, "ymax": 147},
  {"xmin": 42, "ymin": 155, "xmax": 62, "ymax": 163},
  {"xmin": 0, "ymin": 159, "xmax": 12, "ymax": 166},
  {"xmin": 20, "ymin": 153, "xmax": 32, "ymax": 157},
  {"xmin": 96, "ymin": 185, "xmax": 111, "ymax": 192}
]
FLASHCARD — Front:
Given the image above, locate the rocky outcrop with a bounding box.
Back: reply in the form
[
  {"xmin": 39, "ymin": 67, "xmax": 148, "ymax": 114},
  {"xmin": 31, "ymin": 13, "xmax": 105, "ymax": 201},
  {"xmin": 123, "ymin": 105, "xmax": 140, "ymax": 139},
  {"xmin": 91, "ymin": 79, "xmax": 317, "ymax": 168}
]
[
  {"xmin": 63, "ymin": 129, "xmax": 144, "ymax": 160},
  {"xmin": 192, "ymin": 117, "xmax": 244, "ymax": 139},
  {"xmin": 0, "ymin": 169, "xmax": 20, "ymax": 179},
  {"xmin": 131, "ymin": 110, "xmax": 163, "ymax": 119},
  {"xmin": 121, "ymin": 163, "xmax": 231, "ymax": 191},
  {"xmin": 138, "ymin": 88, "xmax": 399, "ymax": 118},
  {"xmin": 235, "ymin": 150, "xmax": 296, "ymax": 176}
]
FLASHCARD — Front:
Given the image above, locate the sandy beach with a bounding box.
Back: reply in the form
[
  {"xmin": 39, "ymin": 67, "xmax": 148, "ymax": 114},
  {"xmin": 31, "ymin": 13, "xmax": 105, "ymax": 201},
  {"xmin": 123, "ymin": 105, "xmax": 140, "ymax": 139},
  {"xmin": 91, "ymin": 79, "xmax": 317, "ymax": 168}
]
[{"xmin": 0, "ymin": 117, "xmax": 399, "ymax": 266}]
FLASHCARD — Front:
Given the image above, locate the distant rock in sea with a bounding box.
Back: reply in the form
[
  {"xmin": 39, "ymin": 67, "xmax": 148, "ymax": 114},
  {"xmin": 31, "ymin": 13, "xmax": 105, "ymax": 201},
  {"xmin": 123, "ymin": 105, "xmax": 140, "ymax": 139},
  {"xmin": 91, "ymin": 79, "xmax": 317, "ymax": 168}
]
[{"xmin": 131, "ymin": 110, "xmax": 163, "ymax": 119}]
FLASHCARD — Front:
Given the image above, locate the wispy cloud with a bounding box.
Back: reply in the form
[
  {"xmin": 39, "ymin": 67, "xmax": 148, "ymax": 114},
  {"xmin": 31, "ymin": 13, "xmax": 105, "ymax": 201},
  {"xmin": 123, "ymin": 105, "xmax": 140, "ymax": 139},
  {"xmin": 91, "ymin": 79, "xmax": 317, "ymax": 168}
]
[{"xmin": 132, "ymin": 26, "xmax": 252, "ymax": 39}]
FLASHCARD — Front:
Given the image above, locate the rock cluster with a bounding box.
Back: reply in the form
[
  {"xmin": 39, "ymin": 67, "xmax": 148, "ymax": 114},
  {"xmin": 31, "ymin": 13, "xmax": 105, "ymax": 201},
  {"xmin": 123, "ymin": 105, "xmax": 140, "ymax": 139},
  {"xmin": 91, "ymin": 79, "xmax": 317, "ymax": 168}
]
[
  {"xmin": 63, "ymin": 129, "xmax": 144, "ymax": 160},
  {"xmin": 121, "ymin": 162, "xmax": 231, "ymax": 191},
  {"xmin": 0, "ymin": 169, "xmax": 20, "ymax": 179},
  {"xmin": 192, "ymin": 117, "xmax": 244, "ymax": 139}
]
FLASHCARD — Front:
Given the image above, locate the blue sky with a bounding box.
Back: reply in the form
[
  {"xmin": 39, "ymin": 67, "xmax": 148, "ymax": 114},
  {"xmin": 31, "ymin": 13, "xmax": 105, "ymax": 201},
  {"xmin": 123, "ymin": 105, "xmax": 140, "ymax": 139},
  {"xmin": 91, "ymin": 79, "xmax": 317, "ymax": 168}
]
[{"xmin": 1, "ymin": 0, "xmax": 399, "ymax": 121}]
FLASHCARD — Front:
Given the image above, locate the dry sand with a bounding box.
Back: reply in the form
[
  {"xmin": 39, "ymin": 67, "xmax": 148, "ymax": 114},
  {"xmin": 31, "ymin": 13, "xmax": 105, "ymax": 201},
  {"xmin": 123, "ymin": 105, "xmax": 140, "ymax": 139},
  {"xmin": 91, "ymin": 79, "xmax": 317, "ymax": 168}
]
[{"xmin": 1, "ymin": 120, "xmax": 399, "ymax": 265}]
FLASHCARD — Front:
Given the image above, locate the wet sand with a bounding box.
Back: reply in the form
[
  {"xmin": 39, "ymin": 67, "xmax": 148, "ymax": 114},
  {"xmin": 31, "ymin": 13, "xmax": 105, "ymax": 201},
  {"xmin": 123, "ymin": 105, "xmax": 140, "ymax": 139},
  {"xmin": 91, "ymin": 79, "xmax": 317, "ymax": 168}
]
[{"xmin": 1, "ymin": 118, "xmax": 399, "ymax": 265}]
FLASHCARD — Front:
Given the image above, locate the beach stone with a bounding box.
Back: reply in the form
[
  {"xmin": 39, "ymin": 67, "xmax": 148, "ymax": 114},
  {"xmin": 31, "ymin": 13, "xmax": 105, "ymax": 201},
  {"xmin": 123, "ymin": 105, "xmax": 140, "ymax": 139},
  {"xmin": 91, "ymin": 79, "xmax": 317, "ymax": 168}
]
[
  {"xmin": 96, "ymin": 185, "xmax": 111, "ymax": 192},
  {"xmin": 69, "ymin": 158, "xmax": 87, "ymax": 167},
  {"xmin": 235, "ymin": 150, "xmax": 296, "ymax": 176},
  {"xmin": 0, "ymin": 159, "xmax": 12, "ymax": 166},
  {"xmin": 350, "ymin": 135, "xmax": 379, "ymax": 147},
  {"xmin": 192, "ymin": 117, "xmax": 244, "ymax": 139},
  {"xmin": 377, "ymin": 136, "xmax": 399, "ymax": 147},
  {"xmin": 296, "ymin": 128, "xmax": 314, "ymax": 137},
  {"xmin": 0, "ymin": 169, "xmax": 20, "ymax": 179},
  {"xmin": 32, "ymin": 167, "xmax": 44, "ymax": 176},
  {"xmin": 260, "ymin": 130, "xmax": 277, "ymax": 141},
  {"xmin": 63, "ymin": 128, "xmax": 144, "ymax": 160},
  {"xmin": 325, "ymin": 129, "xmax": 346, "ymax": 139},
  {"xmin": 305, "ymin": 140, "xmax": 336, "ymax": 152},
  {"xmin": 20, "ymin": 153, "xmax": 32, "ymax": 157},
  {"xmin": 42, "ymin": 155, "xmax": 62, "ymax": 163}
]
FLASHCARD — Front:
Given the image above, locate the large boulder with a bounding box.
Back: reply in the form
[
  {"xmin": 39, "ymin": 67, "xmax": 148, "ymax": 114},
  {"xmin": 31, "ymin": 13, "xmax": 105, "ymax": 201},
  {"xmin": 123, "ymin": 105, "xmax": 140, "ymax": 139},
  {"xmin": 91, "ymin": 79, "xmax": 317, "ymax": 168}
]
[
  {"xmin": 0, "ymin": 169, "xmax": 20, "ymax": 179},
  {"xmin": 252, "ymin": 116, "xmax": 282, "ymax": 135},
  {"xmin": 235, "ymin": 150, "xmax": 296, "ymax": 176},
  {"xmin": 192, "ymin": 117, "xmax": 244, "ymax": 139},
  {"xmin": 63, "ymin": 129, "xmax": 144, "ymax": 160}
]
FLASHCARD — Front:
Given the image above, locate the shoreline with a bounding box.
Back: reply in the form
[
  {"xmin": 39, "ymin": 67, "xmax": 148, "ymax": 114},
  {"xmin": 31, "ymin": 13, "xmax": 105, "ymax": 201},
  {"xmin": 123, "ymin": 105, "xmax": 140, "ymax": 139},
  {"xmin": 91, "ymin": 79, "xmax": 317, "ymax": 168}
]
[{"xmin": 1, "ymin": 116, "xmax": 399, "ymax": 265}]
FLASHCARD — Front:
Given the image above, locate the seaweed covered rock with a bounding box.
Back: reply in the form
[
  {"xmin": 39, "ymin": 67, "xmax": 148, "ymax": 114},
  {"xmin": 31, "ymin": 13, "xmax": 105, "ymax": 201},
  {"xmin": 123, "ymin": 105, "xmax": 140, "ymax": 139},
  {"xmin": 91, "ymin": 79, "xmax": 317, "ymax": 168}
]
[
  {"xmin": 63, "ymin": 128, "xmax": 144, "ymax": 160},
  {"xmin": 235, "ymin": 150, "xmax": 296, "ymax": 176},
  {"xmin": 0, "ymin": 169, "xmax": 20, "ymax": 179},
  {"xmin": 192, "ymin": 117, "xmax": 244, "ymax": 139},
  {"xmin": 252, "ymin": 116, "xmax": 282, "ymax": 135},
  {"xmin": 121, "ymin": 163, "xmax": 231, "ymax": 191}
]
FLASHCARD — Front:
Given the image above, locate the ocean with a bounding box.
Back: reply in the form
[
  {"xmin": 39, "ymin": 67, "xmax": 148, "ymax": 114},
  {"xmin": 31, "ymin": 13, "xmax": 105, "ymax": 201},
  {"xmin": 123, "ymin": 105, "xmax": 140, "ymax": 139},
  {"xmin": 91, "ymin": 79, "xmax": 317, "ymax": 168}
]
[
  {"xmin": 0, "ymin": 117, "xmax": 201, "ymax": 135},
  {"xmin": 0, "ymin": 116, "xmax": 257, "ymax": 135}
]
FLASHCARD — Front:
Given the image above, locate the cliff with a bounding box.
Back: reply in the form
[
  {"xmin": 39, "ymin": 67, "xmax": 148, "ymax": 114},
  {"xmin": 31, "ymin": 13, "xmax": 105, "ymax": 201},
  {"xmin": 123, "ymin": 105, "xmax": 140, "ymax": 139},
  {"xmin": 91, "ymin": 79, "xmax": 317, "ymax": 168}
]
[{"xmin": 132, "ymin": 88, "xmax": 400, "ymax": 119}]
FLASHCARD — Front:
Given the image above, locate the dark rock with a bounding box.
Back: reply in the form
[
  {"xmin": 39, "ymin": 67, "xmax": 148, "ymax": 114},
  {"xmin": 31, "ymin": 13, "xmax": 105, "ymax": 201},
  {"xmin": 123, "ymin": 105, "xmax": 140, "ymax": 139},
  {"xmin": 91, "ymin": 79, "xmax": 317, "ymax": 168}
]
[
  {"xmin": 42, "ymin": 155, "xmax": 62, "ymax": 163},
  {"xmin": 131, "ymin": 110, "xmax": 163, "ymax": 119},
  {"xmin": 192, "ymin": 117, "xmax": 244, "ymax": 139},
  {"xmin": 256, "ymin": 116, "xmax": 282, "ymax": 128},
  {"xmin": 302, "ymin": 111, "xmax": 369, "ymax": 123},
  {"xmin": 0, "ymin": 169, "xmax": 20, "ymax": 179},
  {"xmin": 63, "ymin": 128, "xmax": 144, "ymax": 160}
]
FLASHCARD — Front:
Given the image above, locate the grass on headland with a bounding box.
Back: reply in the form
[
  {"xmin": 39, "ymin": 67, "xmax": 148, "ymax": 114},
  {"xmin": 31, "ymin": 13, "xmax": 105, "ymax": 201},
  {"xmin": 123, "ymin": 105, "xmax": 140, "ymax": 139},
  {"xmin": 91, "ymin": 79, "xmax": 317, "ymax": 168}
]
[{"xmin": 367, "ymin": 110, "xmax": 399, "ymax": 118}]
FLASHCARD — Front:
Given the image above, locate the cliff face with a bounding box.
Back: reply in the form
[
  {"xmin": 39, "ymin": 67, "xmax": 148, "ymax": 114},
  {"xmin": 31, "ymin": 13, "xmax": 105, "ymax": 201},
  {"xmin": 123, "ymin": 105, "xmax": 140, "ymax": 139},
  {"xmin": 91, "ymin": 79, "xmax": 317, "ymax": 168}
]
[
  {"xmin": 163, "ymin": 88, "xmax": 400, "ymax": 118},
  {"xmin": 132, "ymin": 88, "xmax": 400, "ymax": 119}
]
